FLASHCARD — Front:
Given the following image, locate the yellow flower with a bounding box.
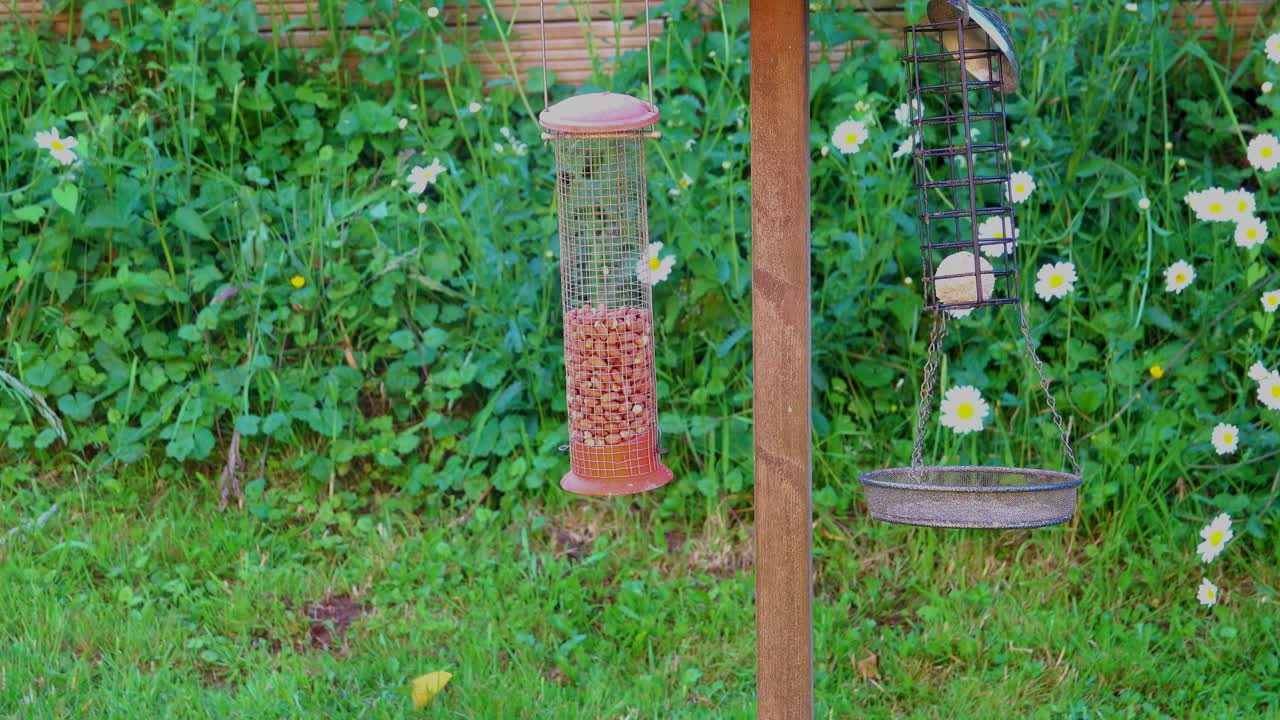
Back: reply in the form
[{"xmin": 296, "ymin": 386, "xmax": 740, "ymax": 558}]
[
  {"xmin": 1149, "ymin": 365, "xmax": 1164, "ymax": 379},
  {"xmin": 290, "ymin": 275, "xmax": 306, "ymax": 289}
]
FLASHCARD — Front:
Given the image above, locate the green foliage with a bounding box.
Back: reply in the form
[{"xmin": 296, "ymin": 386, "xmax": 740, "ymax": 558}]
[{"xmin": 0, "ymin": 0, "xmax": 1276, "ymax": 528}]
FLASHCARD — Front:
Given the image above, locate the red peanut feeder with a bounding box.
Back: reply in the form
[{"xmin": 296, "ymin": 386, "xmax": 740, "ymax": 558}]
[{"xmin": 541, "ymin": 92, "xmax": 673, "ymax": 496}]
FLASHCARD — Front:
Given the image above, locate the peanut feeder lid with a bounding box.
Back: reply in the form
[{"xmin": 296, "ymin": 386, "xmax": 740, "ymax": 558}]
[
  {"xmin": 538, "ymin": 92, "xmax": 660, "ymax": 134},
  {"xmin": 927, "ymin": 0, "xmax": 1020, "ymax": 93}
]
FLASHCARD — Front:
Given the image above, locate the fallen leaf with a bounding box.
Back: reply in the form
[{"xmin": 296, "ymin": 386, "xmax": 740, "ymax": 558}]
[
  {"xmin": 411, "ymin": 671, "xmax": 453, "ymax": 709},
  {"xmin": 855, "ymin": 652, "xmax": 880, "ymax": 683}
]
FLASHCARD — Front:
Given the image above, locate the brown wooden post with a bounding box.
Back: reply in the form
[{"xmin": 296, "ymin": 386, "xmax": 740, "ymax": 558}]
[{"xmin": 750, "ymin": 1, "xmax": 813, "ymax": 718}]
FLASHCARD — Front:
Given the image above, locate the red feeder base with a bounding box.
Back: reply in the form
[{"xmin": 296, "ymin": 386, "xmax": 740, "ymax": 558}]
[{"xmin": 561, "ymin": 433, "xmax": 673, "ymax": 496}]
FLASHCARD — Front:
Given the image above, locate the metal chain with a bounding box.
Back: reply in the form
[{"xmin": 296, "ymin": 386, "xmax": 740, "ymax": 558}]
[
  {"xmin": 1017, "ymin": 302, "xmax": 1082, "ymax": 477},
  {"xmin": 538, "ymin": 0, "xmax": 549, "ymax": 111},
  {"xmin": 910, "ymin": 310, "xmax": 948, "ymax": 480}
]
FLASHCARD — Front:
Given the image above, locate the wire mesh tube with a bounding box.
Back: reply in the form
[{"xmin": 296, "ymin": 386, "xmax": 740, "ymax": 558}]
[{"xmin": 551, "ymin": 132, "xmax": 672, "ymax": 495}]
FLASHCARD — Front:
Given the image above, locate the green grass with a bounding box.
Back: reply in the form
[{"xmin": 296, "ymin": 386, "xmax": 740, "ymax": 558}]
[{"xmin": 2, "ymin": 463, "xmax": 1278, "ymax": 718}]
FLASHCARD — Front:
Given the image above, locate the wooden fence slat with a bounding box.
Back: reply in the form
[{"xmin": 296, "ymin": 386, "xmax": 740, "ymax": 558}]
[{"xmin": 4, "ymin": 2, "xmax": 1271, "ymax": 84}]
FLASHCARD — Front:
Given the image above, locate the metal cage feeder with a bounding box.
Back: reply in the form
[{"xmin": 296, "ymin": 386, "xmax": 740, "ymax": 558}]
[
  {"xmin": 858, "ymin": 0, "xmax": 1082, "ymax": 529},
  {"xmin": 537, "ymin": 11, "xmax": 673, "ymax": 496}
]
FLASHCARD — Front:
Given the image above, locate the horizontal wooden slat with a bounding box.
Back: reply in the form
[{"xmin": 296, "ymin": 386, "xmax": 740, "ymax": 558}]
[{"xmin": 5, "ymin": 1, "xmax": 1271, "ymax": 84}]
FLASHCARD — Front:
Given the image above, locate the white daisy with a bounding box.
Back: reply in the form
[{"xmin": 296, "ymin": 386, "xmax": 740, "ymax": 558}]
[
  {"xmin": 468, "ymin": 101, "xmax": 482, "ymax": 113},
  {"xmin": 894, "ymin": 100, "xmax": 919, "ymax": 127},
  {"xmin": 1164, "ymin": 260, "xmax": 1195, "ymax": 294},
  {"xmin": 1235, "ymin": 216, "xmax": 1268, "ymax": 248},
  {"xmin": 677, "ymin": 173, "xmax": 693, "ymax": 192},
  {"xmin": 493, "ymin": 142, "xmax": 504, "ymax": 154},
  {"xmin": 407, "ymin": 158, "xmax": 447, "ymax": 194},
  {"xmin": 939, "ymin": 385, "xmax": 989, "ymax": 434},
  {"xmin": 1211, "ymin": 423, "xmax": 1239, "ymax": 455},
  {"xmin": 1247, "ymin": 134, "xmax": 1280, "ymax": 172},
  {"xmin": 34, "ymin": 127, "xmax": 79, "ymax": 165},
  {"xmin": 1184, "ymin": 187, "xmax": 1233, "ymax": 222},
  {"xmin": 1249, "ymin": 362, "xmax": 1270, "ymax": 382},
  {"xmin": 1261, "ymin": 371, "xmax": 1280, "ymax": 410},
  {"xmin": 636, "ymin": 242, "xmax": 675, "ymax": 285},
  {"xmin": 831, "ymin": 120, "xmax": 868, "ymax": 155},
  {"xmin": 977, "ymin": 216, "xmax": 1018, "ymax": 257},
  {"xmin": 1268, "ymin": 33, "xmax": 1280, "ymax": 63},
  {"xmin": 1262, "ymin": 290, "xmax": 1280, "ymax": 313},
  {"xmin": 892, "ymin": 136, "xmax": 915, "ymax": 158},
  {"xmin": 1138, "ymin": 197, "xmax": 1151, "ymax": 211},
  {"xmin": 416, "ymin": 202, "xmax": 427, "ymax": 214},
  {"xmin": 1225, "ymin": 189, "xmax": 1256, "ymax": 220},
  {"xmin": 427, "ymin": 6, "xmax": 440, "ymax": 18},
  {"xmin": 1007, "ymin": 171, "xmax": 1036, "ymax": 204},
  {"xmin": 684, "ymin": 138, "xmax": 696, "ymax": 151},
  {"xmin": 1197, "ymin": 578, "xmax": 1218, "ymax": 607},
  {"xmin": 1034, "ymin": 261, "xmax": 1077, "ymax": 302},
  {"xmin": 1196, "ymin": 513, "xmax": 1234, "ymax": 563}
]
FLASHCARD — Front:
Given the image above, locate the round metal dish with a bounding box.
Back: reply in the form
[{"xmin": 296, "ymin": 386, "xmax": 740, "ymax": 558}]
[{"xmin": 858, "ymin": 466, "xmax": 1081, "ymax": 529}]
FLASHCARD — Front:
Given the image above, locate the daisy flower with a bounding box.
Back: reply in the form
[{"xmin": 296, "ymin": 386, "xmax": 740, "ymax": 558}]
[
  {"xmin": 1262, "ymin": 289, "xmax": 1280, "ymax": 313},
  {"xmin": 636, "ymin": 242, "xmax": 676, "ymax": 285},
  {"xmin": 1235, "ymin": 216, "xmax": 1268, "ymax": 249},
  {"xmin": 1138, "ymin": 197, "xmax": 1151, "ymax": 211},
  {"xmin": 1249, "ymin": 362, "xmax": 1270, "ymax": 382},
  {"xmin": 1267, "ymin": 32, "xmax": 1280, "ymax": 63},
  {"xmin": 1164, "ymin": 260, "xmax": 1195, "ymax": 294},
  {"xmin": 892, "ymin": 136, "xmax": 915, "ymax": 159},
  {"xmin": 1247, "ymin": 134, "xmax": 1280, "ymax": 172},
  {"xmin": 1197, "ymin": 578, "xmax": 1219, "ymax": 607},
  {"xmin": 468, "ymin": 101, "xmax": 483, "ymax": 113},
  {"xmin": 1261, "ymin": 371, "xmax": 1280, "ymax": 410},
  {"xmin": 832, "ymin": 120, "xmax": 868, "ymax": 155},
  {"xmin": 1034, "ymin": 261, "xmax": 1077, "ymax": 302},
  {"xmin": 1225, "ymin": 189, "xmax": 1256, "ymax": 220},
  {"xmin": 939, "ymin": 385, "xmax": 989, "ymax": 434},
  {"xmin": 407, "ymin": 158, "xmax": 447, "ymax": 194},
  {"xmin": 1196, "ymin": 513, "xmax": 1233, "ymax": 563},
  {"xmin": 977, "ymin": 216, "xmax": 1018, "ymax": 257},
  {"xmin": 1183, "ymin": 187, "xmax": 1233, "ymax": 222},
  {"xmin": 417, "ymin": 203, "xmax": 427, "ymax": 214},
  {"xmin": 427, "ymin": 6, "xmax": 439, "ymax": 18},
  {"xmin": 677, "ymin": 173, "xmax": 693, "ymax": 192},
  {"xmin": 34, "ymin": 127, "xmax": 79, "ymax": 165},
  {"xmin": 894, "ymin": 100, "xmax": 919, "ymax": 127},
  {"xmin": 1211, "ymin": 423, "xmax": 1239, "ymax": 455},
  {"xmin": 1007, "ymin": 171, "xmax": 1036, "ymax": 204}
]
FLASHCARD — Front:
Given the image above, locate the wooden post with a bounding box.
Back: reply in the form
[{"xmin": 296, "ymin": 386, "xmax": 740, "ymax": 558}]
[{"xmin": 750, "ymin": 1, "xmax": 813, "ymax": 718}]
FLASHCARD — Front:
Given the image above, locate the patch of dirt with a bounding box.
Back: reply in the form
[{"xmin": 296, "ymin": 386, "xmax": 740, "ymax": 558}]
[
  {"xmin": 544, "ymin": 665, "xmax": 569, "ymax": 685},
  {"xmin": 553, "ymin": 526, "xmax": 595, "ymax": 562},
  {"xmin": 306, "ymin": 595, "xmax": 364, "ymax": 650}
]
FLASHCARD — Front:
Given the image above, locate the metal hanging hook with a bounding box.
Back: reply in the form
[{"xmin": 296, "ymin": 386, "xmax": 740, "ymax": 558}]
[{"xmin": 536, "ymin": 0, "xmax": 657, "ymax": 112}]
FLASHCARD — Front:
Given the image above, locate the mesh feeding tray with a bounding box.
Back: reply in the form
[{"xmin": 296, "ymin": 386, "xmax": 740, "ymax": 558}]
[{"xmin": 859, "ymin": 466, "xmax": 1082, "ymax": 529}]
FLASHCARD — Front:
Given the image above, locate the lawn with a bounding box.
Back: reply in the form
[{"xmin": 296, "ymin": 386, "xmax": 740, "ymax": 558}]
[
  {"xmin": 2, "ymin": 0, "xmax": 1280, "ymax": 717},
  {"xmin": 2, "ymin": 462, "xmax": 1278, "ymax": 718}
]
